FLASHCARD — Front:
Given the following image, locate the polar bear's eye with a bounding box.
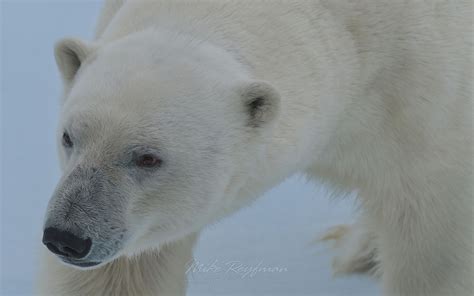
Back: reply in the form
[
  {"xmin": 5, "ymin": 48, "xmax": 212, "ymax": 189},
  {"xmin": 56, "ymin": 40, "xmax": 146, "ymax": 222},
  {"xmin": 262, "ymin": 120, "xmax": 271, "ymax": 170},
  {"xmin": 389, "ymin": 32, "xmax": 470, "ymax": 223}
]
[
  {"xmin": 135, "ymin": 154, "xmax": 162, "ymax": 168},
  {"xmin": 62, "ymin": 132, "xmax": 73, "ymax": 148}
]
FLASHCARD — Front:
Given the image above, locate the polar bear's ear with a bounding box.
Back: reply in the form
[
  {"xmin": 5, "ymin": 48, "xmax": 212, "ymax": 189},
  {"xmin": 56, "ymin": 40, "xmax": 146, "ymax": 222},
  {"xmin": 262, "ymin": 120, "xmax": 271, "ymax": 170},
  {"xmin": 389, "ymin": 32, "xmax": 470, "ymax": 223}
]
[
  {"xmin": 54, "ymin": 38, "xmax": 95, "ymax": 82},
  {"xmin": 239, "ymin": 81, "xmax": 281, "ymax": 128}
]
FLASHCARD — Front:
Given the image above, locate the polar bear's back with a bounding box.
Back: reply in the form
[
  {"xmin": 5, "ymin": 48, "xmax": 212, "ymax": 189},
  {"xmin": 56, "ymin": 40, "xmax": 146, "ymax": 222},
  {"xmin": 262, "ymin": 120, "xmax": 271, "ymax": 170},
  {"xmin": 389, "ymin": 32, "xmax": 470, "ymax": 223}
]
[
  {"xmin": 95, "ymin": 0, "xmax": 472, "ymax": 102},
  {"xmin": 324, "ymin": 0, "xmax": 472, "ymax": 82}
]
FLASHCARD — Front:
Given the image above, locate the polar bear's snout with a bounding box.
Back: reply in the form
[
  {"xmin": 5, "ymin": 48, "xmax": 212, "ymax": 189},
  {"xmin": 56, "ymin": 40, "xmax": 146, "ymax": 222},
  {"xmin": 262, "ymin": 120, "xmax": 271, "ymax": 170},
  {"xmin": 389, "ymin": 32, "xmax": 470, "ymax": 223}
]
[{"xmin": 43, "ymin": 165, "xmax": 128, "ymax": 269}]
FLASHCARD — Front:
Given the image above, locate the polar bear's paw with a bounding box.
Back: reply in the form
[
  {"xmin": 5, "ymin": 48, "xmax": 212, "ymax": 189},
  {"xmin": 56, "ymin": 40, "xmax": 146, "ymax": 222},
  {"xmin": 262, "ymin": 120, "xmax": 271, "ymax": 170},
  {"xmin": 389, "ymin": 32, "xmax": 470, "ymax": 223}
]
[{"xmin": 320, "ymin": 224, "xmax": 379, "ymax": 277}]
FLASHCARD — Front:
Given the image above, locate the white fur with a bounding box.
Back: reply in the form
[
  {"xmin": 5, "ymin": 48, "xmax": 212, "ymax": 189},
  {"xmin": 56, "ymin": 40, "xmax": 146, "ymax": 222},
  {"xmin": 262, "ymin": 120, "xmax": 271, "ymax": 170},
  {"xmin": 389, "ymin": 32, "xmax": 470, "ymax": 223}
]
[{"xmin": 40, "ymin": 1, "xmax": 473, "ymax": 295}]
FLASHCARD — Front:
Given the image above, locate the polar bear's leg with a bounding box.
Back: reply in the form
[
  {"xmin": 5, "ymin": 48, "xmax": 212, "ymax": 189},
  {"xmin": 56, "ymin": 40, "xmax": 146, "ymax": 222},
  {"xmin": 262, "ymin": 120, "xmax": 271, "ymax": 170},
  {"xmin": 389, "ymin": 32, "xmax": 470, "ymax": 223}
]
[
  {"xmin": 364, "ymin": 186, "xmax": 473, "ymax": 296},
  {"xmin": 323, "ymin": 183, "xmax": 472, "ymax": 295},
  {"xmin": 321, "ymin": 217, "xmax": 379, "ymax": 276}
]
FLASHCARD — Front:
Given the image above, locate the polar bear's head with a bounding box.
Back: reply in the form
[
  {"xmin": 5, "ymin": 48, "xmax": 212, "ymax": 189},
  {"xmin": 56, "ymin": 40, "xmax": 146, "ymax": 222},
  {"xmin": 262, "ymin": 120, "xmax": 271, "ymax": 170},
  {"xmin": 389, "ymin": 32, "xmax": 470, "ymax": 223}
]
[{"xmin": 42, "ymin": 31, "xmax": 280, "ymax": 269}]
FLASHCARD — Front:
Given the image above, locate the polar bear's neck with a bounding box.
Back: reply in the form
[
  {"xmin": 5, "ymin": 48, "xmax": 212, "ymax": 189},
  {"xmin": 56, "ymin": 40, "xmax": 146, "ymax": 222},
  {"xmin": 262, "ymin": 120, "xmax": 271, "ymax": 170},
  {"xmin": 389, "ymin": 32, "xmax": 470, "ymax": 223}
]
[{"xmin": 38, "ymin": 234, "xmax": 197, "ymax": 296}]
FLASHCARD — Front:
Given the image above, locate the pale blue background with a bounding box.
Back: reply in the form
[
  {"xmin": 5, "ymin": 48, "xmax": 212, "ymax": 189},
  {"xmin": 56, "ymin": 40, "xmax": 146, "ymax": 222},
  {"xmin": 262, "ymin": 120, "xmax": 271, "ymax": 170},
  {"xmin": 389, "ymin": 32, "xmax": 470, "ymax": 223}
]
[{"xmin": 1, "ymin": 2, "xmax": 378, "ymax": 295}]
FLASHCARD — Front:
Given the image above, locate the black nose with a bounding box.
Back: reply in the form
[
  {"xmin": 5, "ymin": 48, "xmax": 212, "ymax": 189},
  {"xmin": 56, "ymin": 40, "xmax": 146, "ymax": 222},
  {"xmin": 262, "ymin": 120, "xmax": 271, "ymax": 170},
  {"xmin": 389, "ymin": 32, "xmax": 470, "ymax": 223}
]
[{"xmin": 42, "ymin": 227, "xmax": 92, "ymax": 259}]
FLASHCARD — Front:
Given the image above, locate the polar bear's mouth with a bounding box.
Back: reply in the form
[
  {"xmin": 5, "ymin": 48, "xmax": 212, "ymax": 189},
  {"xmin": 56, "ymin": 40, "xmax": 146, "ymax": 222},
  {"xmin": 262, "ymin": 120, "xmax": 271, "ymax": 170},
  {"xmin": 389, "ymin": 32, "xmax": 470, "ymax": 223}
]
[
  {"xmin": 68, "ymin": 260, "xmax": 101, "ymax": 268},
  {"xmin": 61, "ymin": 258, "xmax": 102, "ymax": 268}
]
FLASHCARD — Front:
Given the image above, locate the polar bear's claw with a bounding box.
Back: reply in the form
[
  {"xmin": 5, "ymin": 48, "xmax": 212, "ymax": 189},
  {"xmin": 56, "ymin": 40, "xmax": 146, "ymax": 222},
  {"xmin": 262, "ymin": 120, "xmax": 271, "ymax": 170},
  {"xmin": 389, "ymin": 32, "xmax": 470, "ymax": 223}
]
[{"xmin": 321, "ymin": 223, "xmax": 379, "ymax": 277}]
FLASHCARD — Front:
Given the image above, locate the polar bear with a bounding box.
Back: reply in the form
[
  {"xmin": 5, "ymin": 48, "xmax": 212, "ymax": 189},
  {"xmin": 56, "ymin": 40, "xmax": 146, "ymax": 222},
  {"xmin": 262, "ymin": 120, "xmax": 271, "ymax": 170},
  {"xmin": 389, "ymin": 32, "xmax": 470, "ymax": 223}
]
[{"xmin": 39, "ymin": 1, "xmax": 473, "ymax": 295}]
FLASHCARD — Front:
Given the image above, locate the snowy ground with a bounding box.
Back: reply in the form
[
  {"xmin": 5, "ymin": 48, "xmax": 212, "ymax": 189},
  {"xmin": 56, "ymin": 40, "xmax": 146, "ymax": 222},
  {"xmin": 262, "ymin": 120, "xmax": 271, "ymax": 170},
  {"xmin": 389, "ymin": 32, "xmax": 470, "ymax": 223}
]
[{"xmin": 1, "ymin": 2, "xmax": 378, "ymax": 295}]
